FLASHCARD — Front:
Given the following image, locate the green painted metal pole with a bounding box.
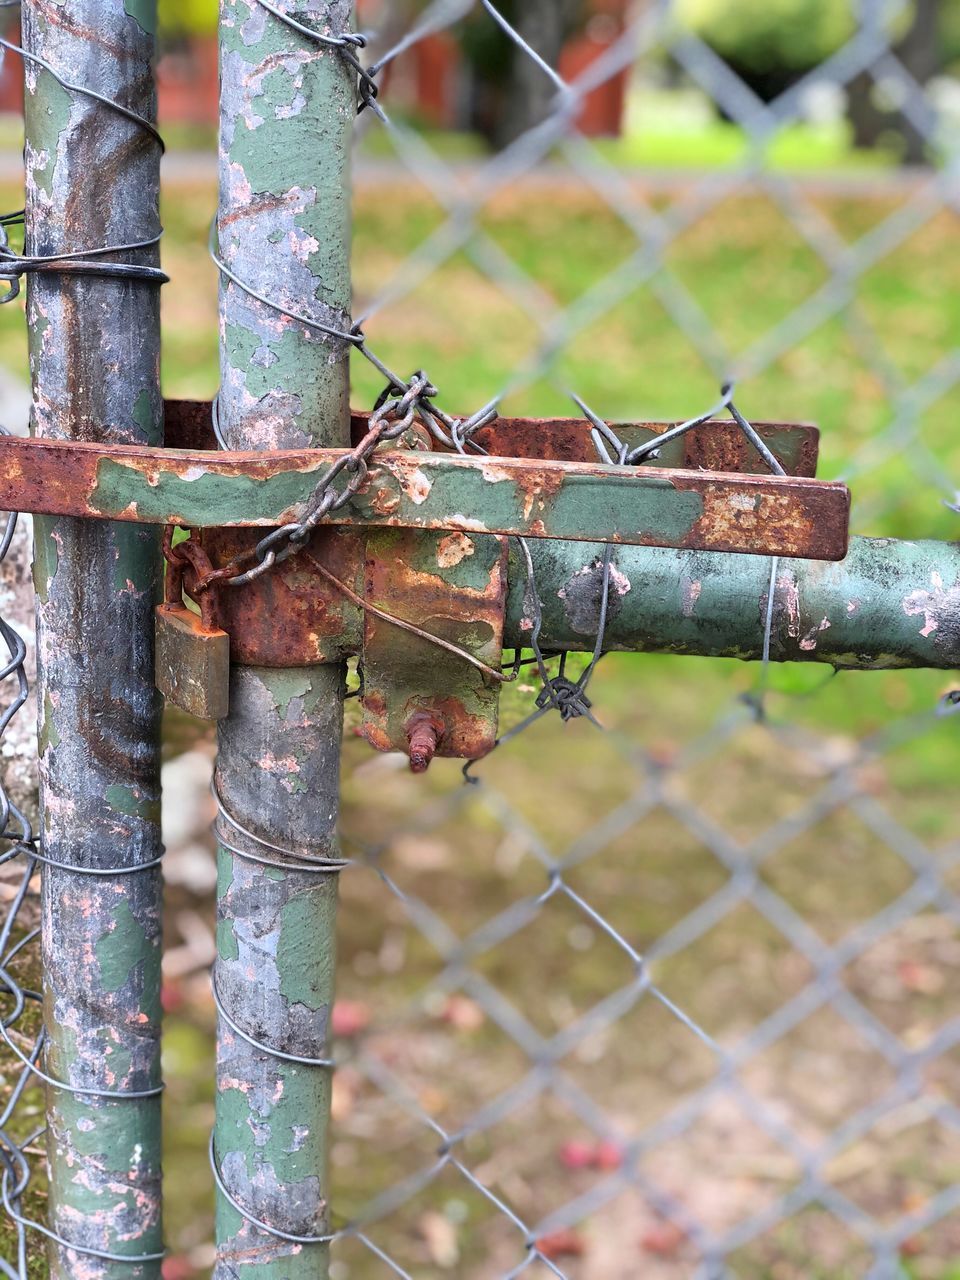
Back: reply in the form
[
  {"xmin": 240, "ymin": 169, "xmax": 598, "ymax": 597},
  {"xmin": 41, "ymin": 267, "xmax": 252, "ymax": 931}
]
[
  {"xmin": 507, "ymin": 537, "xmax": 960, "ymax": 670},
  {"xmin": 212, "ymin": 0, "xmax": 353, "ymax": 1274},
  {"xmin": 22, "ymin": 0, "xmax": 165, "ymax": 1272}
]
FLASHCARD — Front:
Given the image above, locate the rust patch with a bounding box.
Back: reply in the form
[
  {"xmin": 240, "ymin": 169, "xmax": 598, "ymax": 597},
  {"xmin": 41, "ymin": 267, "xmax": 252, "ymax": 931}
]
[
  {"xmin": 201, "ymin": 528, "xmax": 364, "ymax": 667},
  {"xmin": 390, "ymin": 454, "xmax": 433, "ymax": 505},
  {"xmin": 361, "ymin": 529, "xmax": 508, "ymax": 760},
  {"xmin": 675, "ymin": 474, "xmax": 849, "ymax": 561},
  {"xmin": 437, "ymin": 533, "xmax": 475, "ymax": 568},
  {"xmin": 163, "ymin": 401, "xmax": 820, "ymax": 479}
]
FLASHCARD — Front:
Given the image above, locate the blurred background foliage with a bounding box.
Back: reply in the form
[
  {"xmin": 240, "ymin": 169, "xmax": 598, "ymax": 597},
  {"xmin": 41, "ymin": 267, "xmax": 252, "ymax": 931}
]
[
  {"xmin": 156, "ymin": 1, "xmax": 960, "ymax": 76},
  {"xmin": 1, "ymin": 2, "xmax": 960, "ymax": 1275}
]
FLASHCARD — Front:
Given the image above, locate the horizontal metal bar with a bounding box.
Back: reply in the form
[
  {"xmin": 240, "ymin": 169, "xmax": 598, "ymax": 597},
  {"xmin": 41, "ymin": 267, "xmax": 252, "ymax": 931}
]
[
  {"xmin": 463, "ymin": 416, "xmax": 819, "ymax": 476},
  {"xmin": 163, "ymin": 399, "xmax": 821, "ymax": 476},
  {"xmin": 0, "ymin": 437, "xmax": 849, "ymax": 559},
  {"xmin": 508, "ymin": 536, "xmax": 960, "ymax": 669}
]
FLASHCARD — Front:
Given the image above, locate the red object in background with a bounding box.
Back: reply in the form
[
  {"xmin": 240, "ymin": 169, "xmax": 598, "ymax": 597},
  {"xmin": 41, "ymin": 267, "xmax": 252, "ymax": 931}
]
[
  {"xmin": 536, "ymin": 1229, "xmax": 587, "ymax": 1260},
  {"xmin": 559, "ymin": 1139, "xmax": 595, "ymax": 1170},
  {"xmin": 157, "ymin": 36, "xmax": 219, "ymax": 127},
  {"xmin": 331, "ymin": 999, "xmax": 372, "ymax": 1038},
  {"xmin": 411, "ymin": 30, "xmax": 459, "ymax": 128},
  {"xmin": 0, "ymin": 0, "xmax": 633, "ymax": 136},
  {"xmin": 640, "ymin": 1221, "xmax": 687, "ymax": 1256},
  {"xmin": 559, "ymin": 3, "xmax": 631, "ymax": 138},
  {"xmin": 161, "ymin": 1257, "xmax": 196, "ymax": 1280},
  {"xmin": 0, "ymin": 18, "xmax": 23, "ymax": 115},
  {"xmin": 559, "ymin": 1137, "xmax": 625, "ymax": 1171}
]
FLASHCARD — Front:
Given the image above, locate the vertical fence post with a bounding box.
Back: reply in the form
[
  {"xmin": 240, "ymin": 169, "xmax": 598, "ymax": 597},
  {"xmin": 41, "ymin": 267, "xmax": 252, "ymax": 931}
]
[
  {"xmin": 21, "ymin": 0, "xmax": 165, "ymax": 1272},
  {"xmin": 212, "ymin": 0, "xmax": 353, "ymax": 1273}
]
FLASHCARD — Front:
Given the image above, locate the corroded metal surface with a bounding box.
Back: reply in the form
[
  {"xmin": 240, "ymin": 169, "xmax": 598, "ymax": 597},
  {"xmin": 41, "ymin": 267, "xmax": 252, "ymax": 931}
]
[
  {"xmin": 22, "ymin": 0, "xmax": 164, "ymax": 1271},
  {"xmin": 201, "ymin": 527, "xmax": 364, "ymax": 668},
  {"xmin": 172, "ymin": 533, "xmax": 960, "ymax": 679},
  {"xmin": 361, "ymin": 529, "xmax": 508, "ymax": 762},
  {"xmin": 212, "ymin": 0, "xmax": 353, "ymax": 1274},
  {"xmin": 155, "ymin": 603, "xmax": 231, "ymax": 719},
  {"xmin": 0, "ymin": 437, "xmax": 851, "ymax": 559},
  {"xmin": 164, "ymin": 398, "xmax": 821, "ymax": 476},
  {"xmin": 214, "ymin": 668, "xmax": 344, "ymax": 1273},
  {"xmin": 506, "ymin": 536, "xmax": 960, "ymax": 670}
]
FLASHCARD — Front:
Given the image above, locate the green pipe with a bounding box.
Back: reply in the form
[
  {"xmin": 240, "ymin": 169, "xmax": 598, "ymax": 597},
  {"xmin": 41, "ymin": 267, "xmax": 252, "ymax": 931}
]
[
  {"xmin": 212, "ymin": 0, "xmax": 353, "ymax": 1275},
  {"xmin": 23, "ymin": 0, "xmax": 165, "ymax": 1271},
  {"xmin": 506, "ymin": 537, "xmax": 960, "ymax": 669}
]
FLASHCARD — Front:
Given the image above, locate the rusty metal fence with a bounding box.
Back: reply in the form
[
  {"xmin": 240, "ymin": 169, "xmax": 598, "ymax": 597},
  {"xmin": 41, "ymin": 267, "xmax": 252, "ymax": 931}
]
[{"xmin": 0, "ymin": 0, "xmax": 959, "ymax": 1277}]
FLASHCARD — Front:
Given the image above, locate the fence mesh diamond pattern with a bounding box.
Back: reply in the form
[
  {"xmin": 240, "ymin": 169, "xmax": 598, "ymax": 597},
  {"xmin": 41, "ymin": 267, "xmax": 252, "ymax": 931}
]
[{"xmin": 2, "ymin": 0, "xmax": 960, "ymax": 1276}]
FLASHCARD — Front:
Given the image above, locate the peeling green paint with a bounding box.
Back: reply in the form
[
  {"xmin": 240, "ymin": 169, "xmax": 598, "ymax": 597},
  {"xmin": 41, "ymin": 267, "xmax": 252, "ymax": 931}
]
[
  {"xmin": 506, "ymin": 537, "xmax": 960, "ymax": 670},
  {"xmin": 32, "ymin": 516, "xmax": 59, "ymax": 602},
  {"xmin": 106, "ymin": 782, "xmax": 161, "ymax": 824},
  {"xmin": 38, "ymin": 690, "xmax": 60, "ymax": 756},
  {"xmin": 277, "ymin": 891, "xmax": 336, "ymax": 1010},
  {"xmin": 259, "ymin": 670, "xmax": 313, "ymax": 717},
  {"xmin": 214, "ymin": 0, "xmax": 353, "ymax": 1271},
  {"xmin": 28, "ymin": 73, "xmax": 73, "ymax": 198},
  {"xmin": 91, "ymin": 455, "xmax": 323, "ymax": 526},
  {"xmin": 62, "ymin": 1094, "xmax": 160, "ymax": 1163},
  {"xmin": 47, "ymin": 445, "xmax": 852, "ymax": 558},
  {"xmin": 94, "ymin": 900, "xmax": 149, "ymax": 995},
  {"xmin": 217, "ymin": 844, "xmax": 235, "ymax": 901},
  {"xmin": 24, "ymin": 0, "xmax": 165, "ymax": 1264},
  {"xmin": 132, "ymin": 387, "xmax": 156, "ymax": 437},
  {"xmin": 123, "ymin": 0, "xmax": 156, "ymax": 35},
  {"xmin": 217, "ymin": 917, "xmax": 240, "ymax": 962},
  {"xmin": 224, "ymin": 323, "xmax": 318, "ymax": 409}
]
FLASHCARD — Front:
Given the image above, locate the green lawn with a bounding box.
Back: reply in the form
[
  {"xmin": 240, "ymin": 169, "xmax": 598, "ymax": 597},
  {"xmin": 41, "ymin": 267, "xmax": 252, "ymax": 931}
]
[
  {"xmin": 1, "ymin": 172, "xmax": 957, "ymax": 781},
  {"xmin": 1, "ymin": 170, "xmax": 959, "ymax": 1277}
]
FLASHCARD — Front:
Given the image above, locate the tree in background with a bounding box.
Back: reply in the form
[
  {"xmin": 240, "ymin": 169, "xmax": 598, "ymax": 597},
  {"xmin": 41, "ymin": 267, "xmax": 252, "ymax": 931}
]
[
  {"xmin": 678, "ymin": 0, "xmax": 855, "ymax": 100},
  {"xmin": 682, "ymin": 0, "xmax": 960, "ymax": 164},
  {"xmin": 461, "ymin": 0, "xmax": 586, "ymax": 146},
  {"xmin": 847, "ymin": 0, "xmax": 945, "ymax": 163}
]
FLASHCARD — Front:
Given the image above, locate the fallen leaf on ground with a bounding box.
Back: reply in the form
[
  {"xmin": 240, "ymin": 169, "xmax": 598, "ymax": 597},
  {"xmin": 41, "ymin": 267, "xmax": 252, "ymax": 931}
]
[
  {"xmin": 640, "ymin": 1222, "xmax": 686, "ymax": 1256},
  {"xmin": 537, "ymin": 1229, "xmax": 586, "ymax": 1260},
  {"xmin": 332, "ymin": 1000, "xmax": 371, "ymax": 1037},
  {"xmin": 420, "ymin": 1210, "xmax": 459, "ymax": 1268}
]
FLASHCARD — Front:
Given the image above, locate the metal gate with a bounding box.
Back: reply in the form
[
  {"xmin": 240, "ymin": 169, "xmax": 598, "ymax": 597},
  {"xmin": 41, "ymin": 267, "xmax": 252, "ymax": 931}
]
[{"xmin": 0, "ymin": 0, "xmax": 957, "ymax": 1276}]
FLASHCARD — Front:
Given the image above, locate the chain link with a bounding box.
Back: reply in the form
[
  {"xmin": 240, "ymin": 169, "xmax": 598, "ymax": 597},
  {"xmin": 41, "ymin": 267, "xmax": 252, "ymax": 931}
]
[{"xmin": 3, "ymin": 0, "xmax": 960, "ymax": 1275}]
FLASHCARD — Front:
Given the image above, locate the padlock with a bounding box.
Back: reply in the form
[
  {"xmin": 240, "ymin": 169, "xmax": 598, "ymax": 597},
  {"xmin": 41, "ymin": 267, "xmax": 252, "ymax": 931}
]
[{"xmin": 155, "ymin": 551, "xmax": 230, "ymax": 720}]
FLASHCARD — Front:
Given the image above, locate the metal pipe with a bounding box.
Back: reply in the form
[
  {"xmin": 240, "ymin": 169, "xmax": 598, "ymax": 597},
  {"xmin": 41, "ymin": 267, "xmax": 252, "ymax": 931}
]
[
  {"xmin": 213, "ymin": 0, "xmax": 353, "ymax": 1274},
  {"xmin": 22, "ymin": 0, "xmax": 164, "ymax": 1271},
  {"xmin": 507, "ymin": 537, "xmax": 960, "ymax": 670}
]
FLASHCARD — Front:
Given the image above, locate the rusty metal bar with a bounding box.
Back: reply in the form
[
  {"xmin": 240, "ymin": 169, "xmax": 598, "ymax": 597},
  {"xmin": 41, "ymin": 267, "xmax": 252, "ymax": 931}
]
[
  {"xmin": 21, "ymin": 0, "xmax": 165, "ymax": 1271},
  {"xmin": 211, "ymin": 1, "xmax": 353, "ymax": 1275},
  {"xmin": 507, "ymin": 536, "xmax": 960, "ymax": 670},
  {"xmin": 163, "ymin": 398, "xmax": 822, "ymax": 474},
  {"xmin": 0, "ymin": 436, "xmax": 851, "ymax": 560}
]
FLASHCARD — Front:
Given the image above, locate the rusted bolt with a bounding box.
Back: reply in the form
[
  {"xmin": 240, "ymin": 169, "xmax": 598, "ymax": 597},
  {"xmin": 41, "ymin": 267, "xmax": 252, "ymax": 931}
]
[{"xmin": 406, "ymin": 714, "xmax": 443, "ymax": 775}]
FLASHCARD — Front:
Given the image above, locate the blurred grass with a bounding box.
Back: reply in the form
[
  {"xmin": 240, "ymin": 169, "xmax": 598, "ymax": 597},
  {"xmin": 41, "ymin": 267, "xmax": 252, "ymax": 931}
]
[
  {"xmin": 1, "ymin": 169, "xmax": 959, "ymax": 1276},
  {"xmin": 355, "ymin": 88, "xmax": 898, "ymax": 173},
  {"xmin": 0, "ymin": 172, "xmax": 956, "ymax": 782}
]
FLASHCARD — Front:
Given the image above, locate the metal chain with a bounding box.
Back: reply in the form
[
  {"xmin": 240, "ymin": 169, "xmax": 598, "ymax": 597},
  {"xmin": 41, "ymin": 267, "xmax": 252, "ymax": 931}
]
[{"xmin": 190, "ymin": 367, "xmax": 496, "ymax": 595}]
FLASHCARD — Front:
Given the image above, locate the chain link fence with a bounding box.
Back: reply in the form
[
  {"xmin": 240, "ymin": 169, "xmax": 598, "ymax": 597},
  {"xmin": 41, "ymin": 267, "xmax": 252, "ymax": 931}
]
[
  {"xmin": 322, "ymin": 2, "xmax": 960, "ymax": 1276},
  {"xmin": 1, "ymin": 0, "xmax": 960, "ymax": 1276}
]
